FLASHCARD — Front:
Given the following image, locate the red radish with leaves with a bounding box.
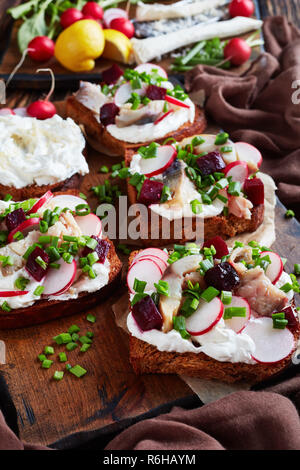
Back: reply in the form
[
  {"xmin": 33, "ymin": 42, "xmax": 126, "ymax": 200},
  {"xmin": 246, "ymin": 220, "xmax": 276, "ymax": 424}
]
[
  {"xmin": 110, "ymin": 17, "xmax": 135, "ymax": 38},
  {"xmin": 27, "ymin": 69, "xmax": 56, "ymax": 120},
  {"xmin": 229, "ymin": 0, "xmax": 255, "ymax": 18},
  {"xmin": 82, "ymin": 2, "xmax": 103, "ymax": 20},
  {"xmin": 28, "ymin": 36, "xmax": 55, "ymax": 62},
  {"xmin": 60, "ymin": 8, "xmax": 84, "ymax": 28},
  {"xmin": 103, "ymin": 8, "xmax": 128, "ymax": 28}
]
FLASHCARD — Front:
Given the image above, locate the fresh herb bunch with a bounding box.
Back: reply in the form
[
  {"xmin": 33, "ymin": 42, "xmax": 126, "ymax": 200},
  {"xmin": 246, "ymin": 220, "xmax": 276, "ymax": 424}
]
[{"xmin": 171, "ymin": 37, "xmax": 231, "ymax": 73}]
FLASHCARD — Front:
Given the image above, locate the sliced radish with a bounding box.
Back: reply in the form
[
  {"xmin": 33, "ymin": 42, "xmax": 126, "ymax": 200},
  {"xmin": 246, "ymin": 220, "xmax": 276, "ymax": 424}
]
[
  {"xmin": 0, "ymin": 291, "xmax": 29, "ymax": 297},
  {"xmin": 0, "ymin": 108, "xmax": 15, "ymax": 116},
  {"xmin": 48, "ymin": 194, "xmax": 88, "ymax": 212},
  {"xmin": 186, "ymin": 297, "xmax": 224, "ymax": 336},
  {"xmin": 224, "ymin": 161, "xmax": 248, "ymax": 186},
  {"xmin": 8, "ymin": 218, "xmax": 40, "ymax": 243},
  {"xmin": 42, "ymin": 258, "xmax": 77, "ymax": 296},
  {"xmin": 13, "ymin": 107, "xmax": 28, "ymax": 117},
  {"xmin": 154, "ymin": 109, "xmax": 174, "ymax": 125},
  {"xmin": 134, "ymin": 63, "xmax": 168, "ymax": 79},
  {"xmin": 132, "ymin": 248, "xmax": 169, "ymax": 266},
  {"xmin": 260, "ymin": 251, "xmax": 283, "ymax": 284},
  {"xmin": 127, "ymin": 258, "xmax": 162, "ymax": 294},
  {"xmin": 134, "ymin": 255, "xmax": 167, "ymax": 274},
  {"xmin": 103, "ymin": 7, "xmax": 128, "ymax": 27},
  {"xmin": 74, "ymin": 213, "xmax": 102, "ymax": 237},
  {"xmin": 114, "ymin": 82, "xmax": 145, "ymax": 107},
  {"xmin": 235, "ymin": 142, "xmax": 263, "ymax": 171},
  {"xmin": 28, "ymin": 190, "xmax": 53, "ymax": 214},
  {"xmin": 138, "ymin": 145, "xmax": 177, "ymax": 177},
  {"xmin": 243, "ymin": 317, "xmax": 295, "ymax": 364},
  {"xmin": 223, "ymin": 296, "xmax": 250, "ymax": 333},
  {"xmin": 165, "ymin": 95, "xmax": 190, "ymax": 109}
]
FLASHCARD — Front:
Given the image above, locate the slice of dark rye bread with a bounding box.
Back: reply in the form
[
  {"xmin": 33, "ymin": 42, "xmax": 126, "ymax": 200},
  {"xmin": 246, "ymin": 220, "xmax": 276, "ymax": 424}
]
[
  {"xmin": 0, "ymin": 189, "xmax": 122, "ymax": 329},
  {"xmin": 125, "ymin": 149, "xmax": 264, "ymax": 247},
  {"xmin": 66, "ymin": 95, "xmax": 207, "ymax": 156},
  {"xmin": 127, "ymin": 251, "xmax": 300, "ymax": 384},
  {"xmin": 0, "ymin": 173, "xmax": 84, "ymax": 201}
]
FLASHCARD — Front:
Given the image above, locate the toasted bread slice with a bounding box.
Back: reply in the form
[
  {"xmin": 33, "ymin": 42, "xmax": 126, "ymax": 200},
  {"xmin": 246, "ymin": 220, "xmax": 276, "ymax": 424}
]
[
  {"xmin": 125, "ymin": 147, "xmax": 264, "ymax": 246},
  {"xmin": 66, "ymin": 95, "xmax": 207, "ymax": 156},
  {"xmin": 0, "ymin": 190, "xmax": 122, "ymax": 329},
  {"xmin": 0, "ymin": 173, "xmax": 83, "ymax": 201},
  {"xmin": 127, "ymin": 251, "xmax": 299, "ymax": 384}
]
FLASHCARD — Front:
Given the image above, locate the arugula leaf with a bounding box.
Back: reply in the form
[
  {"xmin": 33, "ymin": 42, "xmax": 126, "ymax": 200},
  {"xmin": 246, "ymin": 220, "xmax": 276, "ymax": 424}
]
[{"xmin": 7, "ymin": 0, "xmax": 39, "ymax": 20}]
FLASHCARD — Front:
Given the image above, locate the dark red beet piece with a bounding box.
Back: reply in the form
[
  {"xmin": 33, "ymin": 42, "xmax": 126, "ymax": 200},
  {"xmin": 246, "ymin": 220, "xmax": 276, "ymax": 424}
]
[
  {"xmin": 244, "ymin": 178, "xmax": 264, "ymax": 206},
  {"xmin": 204, "ymin": 262, "xmax": 240, "ymax": 291},
  {"xmin": 132, "ymin": 295, "xmax": 163, "ymax": 331},
  {"xmin": 100, "ymin": 103, "xmax": 120, "ymax": 126},
  {"xmin": 146, "ymin": 85, "xmax": 166, "ymax": 101},
  {"xmin": 138, "ymin": 179, "xmax": 164, "ymax": 206},
  {"xmin": 202, "ymin": 236, "xmax": 229, "ymax": 259},
  {"xmin": 102, "ymin": 64, "xmax": 123, "ymax": 84},
  {"xmin": 5, "ymin": 208, "xmax": 26, "ymax": 232},
  {"xmin": 82, "ymin": 236, "xmax": 109, "ymax": 263},
  {"xmin": 196, "ymin": 151, "xmax": 226, "ymax": 176},
  {"xmin": 26, "ymin": 246, "xmax": 50, "ymax": 282},
  {"xmin": 279, "ymin": 305, "xmax": 299, "ymax": 332}
]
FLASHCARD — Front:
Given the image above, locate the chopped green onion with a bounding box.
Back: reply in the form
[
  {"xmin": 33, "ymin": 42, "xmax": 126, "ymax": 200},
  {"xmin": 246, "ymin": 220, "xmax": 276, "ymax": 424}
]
[
  {"xmin": 133, "ymin": 278, "xmax": 147, "ymax": 293},
  {"xmin": 86, "ymin": 314, "xmax": 96, "ymax": 323},
  {"xmin": 79, "ymin": 336, "xmax": 92, "ymax": 345},
  {"xmin": 75, "ymin": 204, "xmax": 90, "ymax": 216},
  {"xmin": 190, "ymin": 199, "xmax": 202, "ymax": 214},
  {"xmin": 1, "ymin": 301, "xmax": 11, "ymax": 312},
  {"xmin": 53, "ymin": 371, "xmax": 64, "ymax": 381},
  {"xmin": 38, "ymin": 354, "xmax": 46, "ymax": 362},
  {"xmin": 294, "ymin": 264, "xmax": 300, "ymax": 276},
  {"xmin": 42, "ymin": 359, "xmax": 53, "ymax": 369},
  {"xmin": 53, "ymin": 333, "xmax": 72, "ymax": 345},
  {"xmin": 58, "ymin": 352, "xmax": 67, "ymax": 363},
  {"xmin": 87, "ymin": 251, "xmax": 99, "ymax": 266},
  {"xmin": 34, "ymin": 285, "xmax": 45, "ymax": 296},
  {"xmin": 68, "ymin": 325, "xmax": 80, "ymax": 334},
  {"xmin": 13, "ymin": 231, "xmax": 24, "ymax": 241},
  {"xmin": 224, "ymin": 307, "xmax": 246, "ymax": 319},
  {"xmin": 280, "ymin": 283, "xmax": 293, "ymax": 293},
  {"xmin": 285, "ymin": 209, "xmax": 295, "ymax": 218},
  {"xmin": 200, "ymin": 286, "xmax": 219, "ymax": 302},
  {"xmin": 44, "ymin": 346, "xmax": 54, "ymax": 355},
  {"xmin": 85, "ymin": 237, "xmax": 98, "ymax": 250},
  {"xmin": 215, "ymin": 132, "xmax": 229, "ymax": 146},
  {"xmin": 66, "ymin": 342, "xmax": 78, "ymax": 351},
  {"xmin": 220, "ymin": 291, "xmax": 232, "ymax": 305},
  {"xmin": 173, "ymin": 315, "xmax": 190, "ymax": 339},
  {"xmin": 3, "ymin": 194, "xmax": 12, "ymax": 202},
  {"xmin": 99, "ymin": 165, "xmax": 109, "ymax": 173},
  {"xmin": 35, "ymin": 256, "xmax": 48, "ymax": 270},
  {"xmin": 80, "ymin": 344, "xmax": 91, "ymax": 353},
  {"xmin": 14, "ymin": 277, "xmax": 30, "ymax": 291},
  {"xmin": 69, "ymin": 365, "xmax": 87, "ymax": 378},
  {"xmin": 154, "ymin": 280, "xmax": 169, "ymax": 296}
]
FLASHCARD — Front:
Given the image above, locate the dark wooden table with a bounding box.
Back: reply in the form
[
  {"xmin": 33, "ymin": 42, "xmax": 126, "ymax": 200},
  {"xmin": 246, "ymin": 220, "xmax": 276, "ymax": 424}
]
[{"xmin": 0, "ymin": 0, "xmax": 299, "ymax": 447}]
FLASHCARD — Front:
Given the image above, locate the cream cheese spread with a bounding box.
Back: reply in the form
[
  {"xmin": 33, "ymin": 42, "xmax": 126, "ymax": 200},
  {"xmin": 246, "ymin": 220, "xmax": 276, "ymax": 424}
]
[{"xmin": 0, "ymin": 115, "xmax": 89, "ymax": 189}]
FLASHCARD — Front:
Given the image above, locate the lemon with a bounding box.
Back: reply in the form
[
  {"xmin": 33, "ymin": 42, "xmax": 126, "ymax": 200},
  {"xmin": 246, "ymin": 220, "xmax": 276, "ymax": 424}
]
[
  {"xmin": 55, "ymin": 20, "xmax": 105, "ymax": 72},
  {"xmin": 102, "ymin": 29, "xmax": 133, "ymax": 64}
]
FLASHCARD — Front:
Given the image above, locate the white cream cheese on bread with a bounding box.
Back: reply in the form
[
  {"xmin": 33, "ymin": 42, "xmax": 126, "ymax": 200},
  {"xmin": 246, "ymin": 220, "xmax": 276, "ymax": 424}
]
[{"xmin": 0, "ymin": 115, "xmax": 88, "ymax": 189}]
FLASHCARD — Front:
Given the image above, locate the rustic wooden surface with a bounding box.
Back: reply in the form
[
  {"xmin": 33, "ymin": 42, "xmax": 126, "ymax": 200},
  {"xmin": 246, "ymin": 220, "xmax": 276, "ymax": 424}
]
[{"xmin": 0, "ymin": 0, "xmax": 299, "ymax": 448}]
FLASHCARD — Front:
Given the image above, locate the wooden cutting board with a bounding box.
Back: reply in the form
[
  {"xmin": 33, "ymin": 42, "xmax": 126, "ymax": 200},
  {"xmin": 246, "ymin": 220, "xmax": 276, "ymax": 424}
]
[
  {"xmin": 0, "ymin": 0, "xmax": 262, "ymax": 90},
  {"xmin": 0, "ymin": 112, "xmax": 299, "ymax": 446}
]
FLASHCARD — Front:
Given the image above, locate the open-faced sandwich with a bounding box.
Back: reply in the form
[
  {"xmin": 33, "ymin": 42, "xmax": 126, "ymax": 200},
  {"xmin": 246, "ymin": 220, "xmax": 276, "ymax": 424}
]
[
  {"xmin": 125, "ymin": 133, "xmax": 266, "ymax": 246},
  {"xmin": 0, "ymin": 190, "xmax": 122, "ymax": 329},
  {"xmin": 0, "ymin": 114, "xmax": 89, "ymax": 200},
  {"xmin": 126, "ymin": 239, "xmax": 300, "ymax": 383},
  {"xmin": 66, "ymin": 63, "xmax": 206, "ymax": 156}
]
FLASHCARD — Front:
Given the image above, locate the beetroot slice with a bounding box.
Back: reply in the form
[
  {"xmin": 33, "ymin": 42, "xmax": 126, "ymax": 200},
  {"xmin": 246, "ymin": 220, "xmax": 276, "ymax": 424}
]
[
  {"xmin": 243, "ymin": 178, "xmax": 264, "ymax": 206},
  {"xmin": 82, "ymin": 236, "xmax": 109, "ymax": 263},
  {"xmin": 132, "ymin": 295, "xmax": 163, "ymax": 331},
  {"xmin": 102, "ymin": 64, "xmax": 123, "ymax": 84},
  {"xmin": 146, "ymin": 85, "xmax": 166, "ymax": 101},
  {"xmin": 204, "ymin": 262, "xmax": 240, "ymax": 292},
  {"xmin": 202, "ymin": 236, "xmax": 229, "ymax": 259},
  {"xmin": 5, "ymin": 208, "xmax": 26, "ymax": 232},
  {"xmin": 100, "ymin": 103, "xmax": 120, "ymax": 126},
  {"xmin": 26, "ymin": 246, "xmax": 50, "ymax": 282},
  {"xmin": 138, "ymin": 179, "xmax": 164, "ymax": 206},
  {"xmin": 196, "ymin": 151, "xmax": 226, "ymax": 176}
]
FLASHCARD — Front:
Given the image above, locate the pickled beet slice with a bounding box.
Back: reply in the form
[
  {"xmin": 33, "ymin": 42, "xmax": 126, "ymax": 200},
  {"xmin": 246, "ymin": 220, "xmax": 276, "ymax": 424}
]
[
  {"xmin": 5, "ymin": 208, "xmax": 26, "ymax": 232},
  {"xmin": 202, "ymin": 236, "xmax": 229, "ymax": 259},
  {"xmin": 102, "ymin": 64, "xmax": 123, "ymax": 84},
  {"xmin": 146, "ymin": 85, "xmax": 166, "ymax": 101},
  {"xmin": 204, "ymin": 262, "xmax": 240, "ymax": 292},
  {"xmin": 243, "ymin": 178, "xmax": 264, "ymax": 206},
  {"xmin": 100, "ymin": 103, "xmax": 120, "ymax": 126},
  {"xmin": 277, "ymin": 306, "xmax": 299, "ymax": 332},
  {"xmin": 132, "ymin": 295, "xmax": 163, "ymax": 331},
  {"xmin": 82, "ymin": 236, "xmax": 109, "ymax": 264},
  {"xmin": 138, "ymin": 179, "xmax": 164, "ymax": 206},
  {"xmin": 196, "ymin": 151, "xmax": 226, "ymax": 176},
  {"xmin": 26, "ymin": 246, "xmax": 50, "ymax": 282}
]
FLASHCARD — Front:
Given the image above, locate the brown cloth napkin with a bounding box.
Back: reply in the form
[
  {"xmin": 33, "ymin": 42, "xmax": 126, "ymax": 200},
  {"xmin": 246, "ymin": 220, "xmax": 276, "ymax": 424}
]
[
  {"xmin": 185, "ymin": 16, "xmax": 300, "ymax": 217},
  {"xmin": 1, "ymin": 375, "xmax": 300, "ymax": 450}
]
